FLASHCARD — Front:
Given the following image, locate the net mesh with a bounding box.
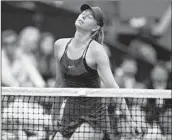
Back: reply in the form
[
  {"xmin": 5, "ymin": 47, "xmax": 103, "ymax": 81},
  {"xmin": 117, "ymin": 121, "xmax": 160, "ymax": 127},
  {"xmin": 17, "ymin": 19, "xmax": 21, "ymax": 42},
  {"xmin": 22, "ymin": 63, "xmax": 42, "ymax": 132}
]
[{"xmin": 1, "ymin": 87, "xmax": 172, "ymax": 140}]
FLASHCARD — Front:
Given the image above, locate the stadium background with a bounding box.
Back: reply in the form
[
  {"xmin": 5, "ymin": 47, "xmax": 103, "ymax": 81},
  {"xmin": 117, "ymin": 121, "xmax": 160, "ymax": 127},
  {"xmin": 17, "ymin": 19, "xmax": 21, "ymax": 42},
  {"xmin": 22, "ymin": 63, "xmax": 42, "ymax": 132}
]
[
  {"xmin": 1, "ymin": 1, "xmax": 172, "ymax": 140},
  {"xmin": 2, "ymin": 1, "xmax": 171, "ymax": 84}
]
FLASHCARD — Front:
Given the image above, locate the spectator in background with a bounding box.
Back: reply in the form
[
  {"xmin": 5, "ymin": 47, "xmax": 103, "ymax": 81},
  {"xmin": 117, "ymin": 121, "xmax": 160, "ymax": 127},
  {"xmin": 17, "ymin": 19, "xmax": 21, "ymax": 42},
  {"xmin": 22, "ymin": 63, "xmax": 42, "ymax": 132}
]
[
  {"xmin": 2, "ymin": 29, "xmax": 18, "ymax": 49},
  {"xmin": 145, "ymin": 63, "xmax": 170, "ymax": 138},
  {"xmin": 165, "ymin": 57, "xmax": 172, "ymax": 89},
  {"xmin": 149, "ymin": 63, "xmax": 168, "ymax": 89},
  {"xmin": 147, "ymin": 63, "xmax": 168, "ymax": 108},
  {"xmin": 151, "ymin": 63, "xmax": 171, "ymax": 138},
  {"xmin": 2, "ymin": 28, "xmax": 45, "ymax": 87},
  {"xmin": 114, "ymin": 56, "xmax": 146, "ymax": 107},
  {"xmin": 38, "ymin": 32, "xmax": 55, "ymax": 83},
  {"xmin": 159, "ymin": 108, "xmax": 172, "ymax": 139},
  {"xmin": 2, "ymin": 28, "xmax": 47, "ymax": 140},
  {"xmin": 129, "ymin": 39, "xmax": 157, "ymax": 64},
  {"xmin": 18, "ymin": 26, "xmax": 41, "ymax": 67},
  {"xmin": 47, "ymin": 57, "xmax": 56, "ymax": 87},
  {"xmin": 114, "ymin": 56, "xmax": 145, "ymax": 89},
  {"xmin": 2, "ymin": 30, "xmax": 19, "ymax": 86},
  {"xmin": 111, "ymin": 56, "xmax": 147, "ymax": 138}
]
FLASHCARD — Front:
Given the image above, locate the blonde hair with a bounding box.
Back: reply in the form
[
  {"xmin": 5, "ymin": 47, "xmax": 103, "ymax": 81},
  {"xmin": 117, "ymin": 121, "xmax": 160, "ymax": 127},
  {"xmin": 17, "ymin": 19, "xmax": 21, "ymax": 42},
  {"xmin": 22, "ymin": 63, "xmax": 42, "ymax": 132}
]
[{"xmin": 91, "ymin": 27, "xmax": 104, "ymax": 45}]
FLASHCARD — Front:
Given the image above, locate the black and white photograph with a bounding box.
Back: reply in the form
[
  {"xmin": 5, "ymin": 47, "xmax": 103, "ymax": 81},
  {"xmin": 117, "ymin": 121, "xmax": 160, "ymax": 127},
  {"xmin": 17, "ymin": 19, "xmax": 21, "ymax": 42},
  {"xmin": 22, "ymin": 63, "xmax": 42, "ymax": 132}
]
[{"xmin": 1, "ymin": 1, "xmax": 172, "ymax": 140}]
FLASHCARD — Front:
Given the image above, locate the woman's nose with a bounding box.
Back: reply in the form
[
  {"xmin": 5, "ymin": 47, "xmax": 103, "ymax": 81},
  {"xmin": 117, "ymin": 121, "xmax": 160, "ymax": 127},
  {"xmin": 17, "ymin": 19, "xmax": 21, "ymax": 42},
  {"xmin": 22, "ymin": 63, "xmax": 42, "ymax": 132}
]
[{"xmin": 82, "ymin": 15, "xmax": 85, "ymax": 19}]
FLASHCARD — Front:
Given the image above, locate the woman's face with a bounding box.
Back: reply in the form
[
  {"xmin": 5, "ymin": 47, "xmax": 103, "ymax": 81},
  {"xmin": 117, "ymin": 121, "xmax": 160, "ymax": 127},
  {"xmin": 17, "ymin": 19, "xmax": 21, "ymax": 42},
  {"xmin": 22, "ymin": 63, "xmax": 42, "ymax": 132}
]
[{"xmin": 75, "ymin": 9, "xmax": 98, "ymax": 32}]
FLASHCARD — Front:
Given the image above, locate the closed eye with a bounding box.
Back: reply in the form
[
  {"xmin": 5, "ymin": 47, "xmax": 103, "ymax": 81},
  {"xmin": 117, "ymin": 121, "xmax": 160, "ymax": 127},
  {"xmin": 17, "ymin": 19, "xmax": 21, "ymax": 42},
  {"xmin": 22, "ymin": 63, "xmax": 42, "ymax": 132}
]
[
  {"xmin": 88, "ymin": 15, "xmax": 94, "ymax": 19},
  {"xmin": 81, "ymin": 11, "xmax": 87, "ymax": 15}
]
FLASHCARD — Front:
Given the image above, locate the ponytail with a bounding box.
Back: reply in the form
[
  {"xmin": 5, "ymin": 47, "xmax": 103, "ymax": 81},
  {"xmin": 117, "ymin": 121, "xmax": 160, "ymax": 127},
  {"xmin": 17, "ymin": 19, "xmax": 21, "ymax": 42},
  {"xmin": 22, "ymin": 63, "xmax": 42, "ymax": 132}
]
[{"xmin": 91, "ymin": 27, "xmax": 104, "ymax": 45}]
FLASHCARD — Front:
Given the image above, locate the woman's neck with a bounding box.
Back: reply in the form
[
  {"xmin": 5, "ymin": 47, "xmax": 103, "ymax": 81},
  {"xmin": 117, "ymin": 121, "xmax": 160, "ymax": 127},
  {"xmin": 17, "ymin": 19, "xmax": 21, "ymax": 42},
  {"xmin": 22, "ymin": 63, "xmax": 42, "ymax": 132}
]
[{"xmin": 73, "ymin": 29, "xmax": 92, "ymax": 47}]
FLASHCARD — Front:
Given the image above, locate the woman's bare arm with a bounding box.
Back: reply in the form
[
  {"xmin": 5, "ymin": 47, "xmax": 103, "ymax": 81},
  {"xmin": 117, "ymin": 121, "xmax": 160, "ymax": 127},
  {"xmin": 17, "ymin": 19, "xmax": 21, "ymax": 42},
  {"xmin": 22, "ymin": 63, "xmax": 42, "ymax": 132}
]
[
  {"xmin": 54, "ymin": 39, "xmax": 64, "ymax": 88},
  {"xmin": 93, "ymin": 44, "xmax": 132, "ymax": 122}
]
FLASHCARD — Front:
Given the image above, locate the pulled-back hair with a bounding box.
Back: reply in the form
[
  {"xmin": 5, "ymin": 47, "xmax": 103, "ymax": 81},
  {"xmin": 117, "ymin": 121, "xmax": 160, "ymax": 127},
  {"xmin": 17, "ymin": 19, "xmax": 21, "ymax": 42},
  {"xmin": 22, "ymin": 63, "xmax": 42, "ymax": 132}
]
[{"xmin": 91, "ymin": 27, "xmax": 104, "ymax": 45}]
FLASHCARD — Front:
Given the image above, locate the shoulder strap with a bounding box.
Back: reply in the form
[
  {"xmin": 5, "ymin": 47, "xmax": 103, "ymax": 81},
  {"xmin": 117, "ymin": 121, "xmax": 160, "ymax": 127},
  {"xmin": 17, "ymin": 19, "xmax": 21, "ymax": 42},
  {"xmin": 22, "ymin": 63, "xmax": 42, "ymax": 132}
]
[
  {"xmin": 64, "ymin": 38, "xmax": 73, "ymax": 54},
  {"xmin": 82, "ymin": 39, "xmax": 93, "ymax": 58}
]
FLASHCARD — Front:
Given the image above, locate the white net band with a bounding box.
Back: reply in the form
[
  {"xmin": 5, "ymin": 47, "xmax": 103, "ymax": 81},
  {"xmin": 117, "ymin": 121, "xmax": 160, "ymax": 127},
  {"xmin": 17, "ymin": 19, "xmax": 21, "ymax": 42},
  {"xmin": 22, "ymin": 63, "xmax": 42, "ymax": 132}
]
[{"xmin": 2, "ymin": 87, "xmax": 171, "ymax": 98}]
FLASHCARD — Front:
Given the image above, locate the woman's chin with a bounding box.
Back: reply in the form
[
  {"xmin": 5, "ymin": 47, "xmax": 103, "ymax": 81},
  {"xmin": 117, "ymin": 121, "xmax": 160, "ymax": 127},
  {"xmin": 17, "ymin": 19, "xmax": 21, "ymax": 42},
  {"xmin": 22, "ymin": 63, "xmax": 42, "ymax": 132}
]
[
  {"xmin": 75, "ymin": 25, "xmax": 84, "ymax": 30},
  {"xmin": 75, "ymin": 22, "xmax": 82, "ymax": 28}
]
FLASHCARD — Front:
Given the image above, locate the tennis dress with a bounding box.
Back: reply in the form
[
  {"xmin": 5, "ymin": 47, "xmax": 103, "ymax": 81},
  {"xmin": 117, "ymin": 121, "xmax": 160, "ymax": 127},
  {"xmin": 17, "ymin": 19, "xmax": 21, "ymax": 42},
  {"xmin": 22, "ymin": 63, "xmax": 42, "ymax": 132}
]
[{"xmin": 52, "ymin": 38, "xmax": 111, "ymax": 138}]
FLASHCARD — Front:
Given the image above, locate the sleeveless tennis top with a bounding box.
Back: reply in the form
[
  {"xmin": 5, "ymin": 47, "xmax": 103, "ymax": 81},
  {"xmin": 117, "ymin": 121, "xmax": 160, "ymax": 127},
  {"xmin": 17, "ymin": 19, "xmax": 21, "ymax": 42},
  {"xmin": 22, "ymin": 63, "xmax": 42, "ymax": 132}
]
[
  {"xmin": 53, "ymin": 39, "xmax": 111, "ymax": 137},
  {"xmin": 60, "ymin": 38, "xmax": 100, "ymax": 88}
]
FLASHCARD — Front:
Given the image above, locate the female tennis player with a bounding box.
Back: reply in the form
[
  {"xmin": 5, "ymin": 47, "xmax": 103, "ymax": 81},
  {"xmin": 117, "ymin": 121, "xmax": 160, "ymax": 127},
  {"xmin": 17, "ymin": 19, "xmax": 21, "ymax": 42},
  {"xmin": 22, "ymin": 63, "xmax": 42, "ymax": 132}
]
[{"xmin": 51, "ymin": 4, "xmax": 142, "ymax": 140}]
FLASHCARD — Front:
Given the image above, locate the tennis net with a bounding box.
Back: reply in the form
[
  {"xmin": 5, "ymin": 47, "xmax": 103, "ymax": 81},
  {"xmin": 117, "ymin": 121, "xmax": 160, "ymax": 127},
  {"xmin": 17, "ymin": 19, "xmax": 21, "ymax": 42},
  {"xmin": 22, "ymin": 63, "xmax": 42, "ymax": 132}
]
[{"xmin": 1, "ymin": 87, "xmax": 172, "ymax": 140}]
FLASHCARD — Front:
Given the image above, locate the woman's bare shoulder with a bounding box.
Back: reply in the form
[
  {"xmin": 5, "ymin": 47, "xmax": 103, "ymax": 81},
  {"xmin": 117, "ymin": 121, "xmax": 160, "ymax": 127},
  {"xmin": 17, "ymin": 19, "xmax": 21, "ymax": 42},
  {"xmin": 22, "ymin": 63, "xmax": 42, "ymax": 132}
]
[
  {"xmin": 54, "ymin": 38, "xmax": 72, "ymax": 48},
  {"xmin": 89, "ymin": 41, "xmax": 110, "ymax": 67},
  {"xmin": 90, "ymin": 40, "xmax": 107, "ymax": 56},
  {"xmin": 54, "ymin": 38, "xmax": 71, "ymax": 58}
]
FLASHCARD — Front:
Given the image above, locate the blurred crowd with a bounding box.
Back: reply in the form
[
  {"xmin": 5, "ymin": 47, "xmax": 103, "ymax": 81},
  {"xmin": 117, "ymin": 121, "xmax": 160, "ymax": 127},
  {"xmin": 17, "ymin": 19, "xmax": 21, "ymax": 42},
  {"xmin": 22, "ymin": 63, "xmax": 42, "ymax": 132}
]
[
  {"xmin": 2, "ymin": 26, "xmax": 171, "ymax": 89},
  {"xmin": 1, "ymin": 25, "xmax": 172, "ymax": 140},
  {"xmin": 2, "ymin": 26, "xmax": 56, "ymax": 88}
]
